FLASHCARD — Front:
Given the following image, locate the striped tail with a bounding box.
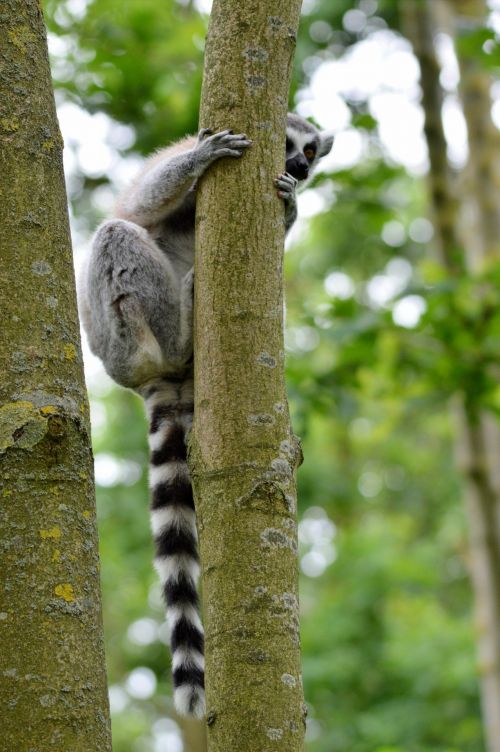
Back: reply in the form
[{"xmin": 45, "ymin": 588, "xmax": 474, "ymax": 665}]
[{"xmin": 144, "ymin": 378, "xmax": 205, "ymax": 719}]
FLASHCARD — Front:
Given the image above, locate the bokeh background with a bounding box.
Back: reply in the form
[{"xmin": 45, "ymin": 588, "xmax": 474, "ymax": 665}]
[{"xmin": 43, "ymin": 1, "xmax": 500, "ymax": 750}]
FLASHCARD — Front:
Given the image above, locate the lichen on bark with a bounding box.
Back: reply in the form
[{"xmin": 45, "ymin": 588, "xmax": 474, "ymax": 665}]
[{"xmin": 0, "ymin": 2, "xmax": 111, "ymax": 749}]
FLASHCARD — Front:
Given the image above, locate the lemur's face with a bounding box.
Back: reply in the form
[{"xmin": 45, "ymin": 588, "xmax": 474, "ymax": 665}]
[{"xmin": 285, "ymin": 117, "xmax": 334, "ymax": 182}]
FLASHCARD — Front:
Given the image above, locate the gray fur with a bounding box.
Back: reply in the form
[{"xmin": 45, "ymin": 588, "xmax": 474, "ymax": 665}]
[{"xmin": 79, "ymin": 128, "xmax": 251, "ymax": 389}]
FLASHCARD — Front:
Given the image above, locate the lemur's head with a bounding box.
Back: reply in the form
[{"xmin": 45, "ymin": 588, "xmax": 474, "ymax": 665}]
[{"xmin": 285, "ymin": 113, "xmax": 334, "ymax": 182}]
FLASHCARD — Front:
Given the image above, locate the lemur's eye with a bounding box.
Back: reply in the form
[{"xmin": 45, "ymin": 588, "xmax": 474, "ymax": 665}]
[
  {"xmin": 304, "ymin": 148, "xmax": 315, "ymax": 160},
  {"xmin": 286, "ymin": 138, "xmax": 293, "ymax": 151}
]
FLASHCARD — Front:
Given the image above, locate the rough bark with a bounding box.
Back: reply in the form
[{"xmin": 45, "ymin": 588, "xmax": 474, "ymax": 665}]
[
  {"xmin": 404, "ymin": 3, "xmax": 500, "ymax": 750},
  {"xmin": 0, "ymin": 3, "xmax": 112, "ymax": 750},
  {"xmin": 190, "ymin": 1, "xmax": 305, "ymax": 751}
]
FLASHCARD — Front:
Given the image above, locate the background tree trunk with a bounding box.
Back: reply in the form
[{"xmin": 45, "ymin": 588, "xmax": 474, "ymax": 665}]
[
  {"xmin": 449, "ymin": 4, "xmax": 500, "ymax": 747},
  {"xmin": 0, "ymin": 3, "xmax": 112, "ymax": 750},
  {"xmin": 404, "ymin": 3, "xmax": 500, "ymax": 750},
  {"xmin": 190, "ymin": 1, "xmax": 305, "ymax": 750}
]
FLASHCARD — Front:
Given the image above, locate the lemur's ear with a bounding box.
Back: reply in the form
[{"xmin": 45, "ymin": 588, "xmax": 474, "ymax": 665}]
[{"xmin": 318, "ymin": 131, "xmax": 334, "ymax": 158}]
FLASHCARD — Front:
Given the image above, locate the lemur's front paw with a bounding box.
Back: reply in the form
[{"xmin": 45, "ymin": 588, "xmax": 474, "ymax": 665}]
[
  {"xmin": 196, "ymin": 128, "xmax": 252, "ymax": 160},
  {"xmin": 275, "ymin": 172, "xmax": 298, "ymax": 202}
]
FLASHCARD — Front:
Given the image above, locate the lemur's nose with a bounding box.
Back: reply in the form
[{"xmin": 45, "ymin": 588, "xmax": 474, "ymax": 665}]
[{"xmin": 286, "ymin": 154, "xmax": 309, "ymax": 181}]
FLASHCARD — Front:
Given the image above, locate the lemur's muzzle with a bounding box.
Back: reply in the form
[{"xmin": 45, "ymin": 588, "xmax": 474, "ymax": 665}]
[{"xmin": 286, "ymin": 154, "xmax": 309, "ymax": 181}]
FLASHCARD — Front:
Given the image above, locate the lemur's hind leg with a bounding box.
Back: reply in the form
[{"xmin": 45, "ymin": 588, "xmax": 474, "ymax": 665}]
[{"xmin": 84, "ymin": 219, "xmax": 192, "ymax": 388}]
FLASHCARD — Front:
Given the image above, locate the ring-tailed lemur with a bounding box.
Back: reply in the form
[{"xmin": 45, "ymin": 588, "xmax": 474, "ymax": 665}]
[{"xmin": 78, "ymin": 114, "xmax": 334, "ymax": 719}]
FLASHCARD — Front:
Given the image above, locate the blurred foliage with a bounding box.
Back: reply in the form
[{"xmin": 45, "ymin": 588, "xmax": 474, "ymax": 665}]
[
  {"xmin": 41, "ymin": 0, "xmax": 500, "ymax": 750},
  {"xmin": 44, "ymin": 0, "xmax": 206, "ymax": 151}
]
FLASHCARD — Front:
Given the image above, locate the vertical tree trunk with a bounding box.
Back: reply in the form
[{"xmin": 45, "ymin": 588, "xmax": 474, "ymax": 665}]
[
  {"xmin": 177, "ymin": 716, "xmax": 208, "ymax": 752},
  {"xmin": 451, "ymin": 0, "xmax": 500, "ymax": 262},
  {"xmin": 0, "ymin": 3, "xmax": 112, "ymax": 750},
  {"xmin": 449, "ymin": 3, "xmax": 500, "ymax": 747},
  {"xmin": 402, "ymin": 0, "xmax": 463, "ymax": 266},
  {"xmin": 190, "ymin": 2, "xmax": 305, "ymax": 751},
  {"xmin": 404, "ymin": 3, "xmax": 500, "ymax": 750}
]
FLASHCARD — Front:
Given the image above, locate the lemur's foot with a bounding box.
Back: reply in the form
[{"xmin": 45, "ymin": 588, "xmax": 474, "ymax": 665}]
[{"xmin": 275, "ymin": 172, "xmax": 298, "ymax": 201}]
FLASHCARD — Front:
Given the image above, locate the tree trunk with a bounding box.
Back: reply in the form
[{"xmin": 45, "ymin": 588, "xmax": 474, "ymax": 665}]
[
  {"xmin": 451, "ymin": 0, "xmax": 500, "ymax": 263},
  {"xmin": 402, "ymin": 0, "xmax": 463, "ymax": 266},
  {"xmin": 449, "ymin": 3, "xmax": 500, "ymax": 747},
  {"xmin": 0, "ymin": 3, "xmax": 112, "ymax": 750},
  {"xmin": 177, "ymin": 716, "xmax": 208, "ymax": 752},
  {"xmin": 190, "ymin": 1, "xmax": 305, "ymax": 751},
  {"xmin": 404, "ymin": 3, "xmax": 500, "ymax": 750}
]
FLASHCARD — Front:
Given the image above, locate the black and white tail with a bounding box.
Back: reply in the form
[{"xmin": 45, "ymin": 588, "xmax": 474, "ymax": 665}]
[{"xmin": 143, "ymin": 378, "xmax": 205, "ymax": 718}]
